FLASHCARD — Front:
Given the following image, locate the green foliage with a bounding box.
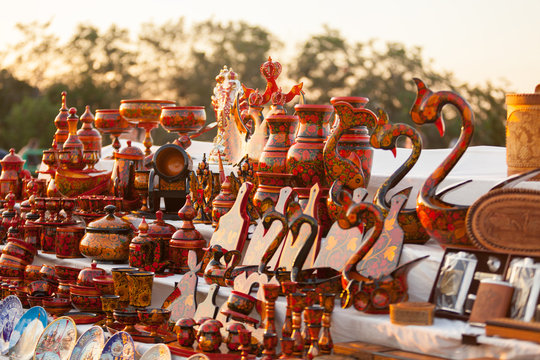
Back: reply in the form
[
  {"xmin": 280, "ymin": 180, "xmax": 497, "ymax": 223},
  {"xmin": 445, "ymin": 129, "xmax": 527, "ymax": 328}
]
[
  {"xmin": 0, "ymin": 95, "xmax": 57, "ymax": 150},
  {"xmin": 0, "ymin": 20, "xmax": 507, "ymax": 151}
]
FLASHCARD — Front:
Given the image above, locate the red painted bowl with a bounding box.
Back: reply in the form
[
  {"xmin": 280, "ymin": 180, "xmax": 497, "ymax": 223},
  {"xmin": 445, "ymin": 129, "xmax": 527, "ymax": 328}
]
[
  {"xmin": 24, "ymin": 265, "xmax": 42, "ymax": 284},
  {"xmin": 28, "ymin": 280, "xmax": 54, "ymax": 297},
  {"xmin": 39, "ymin": 264, "xmax": 57, "ymax": 283},
  {"xmin": 54, "ymin": 265, "xmax": 81, "ymax": 281},
  {"xmin": 226, "ymin": 290, "xmax": 257, "ymax": 315},
  {"xmin": 70, "ymin": 293, "xmax": 102, "ymax": 312},
  {"xmin": 160, "ymin": 106, "xmax": 206, "ymax": 134},
  {"xmin": 69, "ymin": 283, "xmax": 101, "ymax": 297},
  {"xmin": 42, "ymin": 297, "xmax": 72, "ymax": 317}
]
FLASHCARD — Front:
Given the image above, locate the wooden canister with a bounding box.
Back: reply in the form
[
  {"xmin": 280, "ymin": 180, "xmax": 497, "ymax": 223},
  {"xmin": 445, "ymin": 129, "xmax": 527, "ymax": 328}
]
[{"xmin": 506, "ymin": 85, "xmax": 540, "ymax": 177}]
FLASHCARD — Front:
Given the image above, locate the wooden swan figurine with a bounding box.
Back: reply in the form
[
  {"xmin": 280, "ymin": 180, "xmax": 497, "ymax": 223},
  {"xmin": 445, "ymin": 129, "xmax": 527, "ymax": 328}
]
[
  {"xmin": 410, "ymin": 78, "xmax": 475, "ymax": 248},
  {"xmin": 323, "ymin": 101, "xmax": 378, "ymax": 190},
  {"xmin": 341, "ymin": 192, "xmax": 426, "ymax": 313},
  {"xmin": 370, "ymin": 110, "xmax": 430, "ymax": 244}
]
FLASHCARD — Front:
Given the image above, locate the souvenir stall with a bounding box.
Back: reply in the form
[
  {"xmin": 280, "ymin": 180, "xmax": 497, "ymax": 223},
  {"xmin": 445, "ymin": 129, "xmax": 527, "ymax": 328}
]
[{"xmin": 1, "ymin": 58, "xmax": 540, "ymax": 360}]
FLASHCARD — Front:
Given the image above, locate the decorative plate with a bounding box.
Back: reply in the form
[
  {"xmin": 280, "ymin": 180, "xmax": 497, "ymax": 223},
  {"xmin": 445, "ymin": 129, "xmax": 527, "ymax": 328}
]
[
  {"xmin": 0, "ymin": 295, "xmax": 24, "ymax": 354},
  {"xmin": 140, "ymin": 344, "xmax": 171, "ymax": 360},
  {"xmin": 69, "ymin": 326, "xmax": 105, "ymax": 360},
  {"xmin": 34, "ymin": 316, "xmax": 77, "ymax": 360},
  {"xmin": 8, "ymin": 306, "xmax": 48, "ymax": 360},
  {"xmin": 99, "ymin": 331, "xmax": 135, "ymax": 360}
]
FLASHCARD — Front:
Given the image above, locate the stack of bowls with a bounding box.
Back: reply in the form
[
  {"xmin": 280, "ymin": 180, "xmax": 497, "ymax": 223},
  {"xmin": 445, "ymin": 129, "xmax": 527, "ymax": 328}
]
[
  {"xmin": 55, "ymin": 265, "xmax": 81, "ymax": 299},
  {"xmin": 70, "ymin": 262, "xmax": 107, "ymax": 312},
  {"xmin": 0, "ymin": 238, "xmax": 36, "ymax": 281}
]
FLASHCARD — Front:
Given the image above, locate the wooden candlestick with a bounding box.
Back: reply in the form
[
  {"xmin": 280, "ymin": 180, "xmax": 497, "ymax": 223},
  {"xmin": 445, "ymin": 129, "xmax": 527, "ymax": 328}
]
[
  {"xmin": 261, "ymin": 332, "xmax": 278, "ymax": 360},
  {"xmin": 319, "ymin": 293, "xmax": 336, "ymax": 354},
  {"xmin": 281, "ymin": 281, "xmax": 297, "ymax": 338},
  {"xmin": 290, "ymin": 292, "xmax": 306, "ymax": 357},
  {"xmin": 263, "ymin": 283, "xmax": 280, "ymax": 337},
  {"xmin": 238, "ymin": 328, "xmax": 251, "ymax": 360},
  {"xmin": 280, "ymin": 337, "xmax": 295, "ymax": 359},
  {"xmin": 304, "ymin": 305, "xmax": 324, "ymax": 360},
  {"xmin": 302, "ymin": 289, "xmax": 317, "ymax": 347}
]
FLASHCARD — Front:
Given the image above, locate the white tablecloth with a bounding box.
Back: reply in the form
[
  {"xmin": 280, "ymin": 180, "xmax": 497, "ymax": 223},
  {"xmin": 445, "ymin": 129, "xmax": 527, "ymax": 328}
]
[{"xmin": 31, "ymin": 142, "xmax": 540, "ymax": 359}]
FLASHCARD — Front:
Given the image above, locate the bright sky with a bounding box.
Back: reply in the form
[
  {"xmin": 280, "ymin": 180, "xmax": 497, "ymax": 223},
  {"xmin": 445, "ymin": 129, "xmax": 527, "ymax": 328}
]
[{"xmin": 0, "ymin": 0, "xmax": 539, "ymax": 92}]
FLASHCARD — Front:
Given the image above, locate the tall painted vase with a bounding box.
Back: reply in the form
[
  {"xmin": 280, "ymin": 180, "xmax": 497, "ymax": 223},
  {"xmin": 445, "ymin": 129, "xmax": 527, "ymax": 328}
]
[
  {"xmin": 254, "ymin": 114, "xmax": 298, "ymax": 209},
  {"xmin": 286, "ymin": 104, "xmax": 333, "ymax": 188}
]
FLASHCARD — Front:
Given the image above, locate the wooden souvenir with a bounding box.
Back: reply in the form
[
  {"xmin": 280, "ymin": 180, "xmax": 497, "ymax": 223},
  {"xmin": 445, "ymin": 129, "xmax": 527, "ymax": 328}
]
[
  {"xmin": 389, "ymin": 302, "xmax": 435, "ymax": 326},
  {"xmin": 190, "ymin": 154, "xmax": 219, "ymax": 224},
  {"xmin": 170, "ymin": 195, "xmax": 207, "ymax": 274},
  {"xmin": 262, "ymin": 283, "xmax": 280, "ymax": 336},
  {"xmin": 468, "ymin": 279, "xmax": 514, "ymax": 324},
  {"xmin": 160, "ymin": 105, "xmax": 209, "ymax": 148},
  {"xmin": 163, "ymin": 251, "xmax": 202, "ymax": 325},
  {"xmin": 314, "ymin": 183, "xmax": 367, "ymax": 271},
  {"xmin": 127, "ymin": 271, "xmax": 154, "ymax": 308},
  {"xmin": 410, "ymin": 78, "xmax": 475, "ymax": 248},
  {"xmin": 330, "ymin": 96, "xmax": 374, "ymax": 186},
  {"xmin": 197, "ymin": 319, "xmax": 224, "ymax": 352},
  {"xmin": 235, "ymin": 155, "xmax": 260, "ymax": 222},
  {"xmin": 276, "ymin": 184, "xmax": 321, "ymax": 271},
  {"xmin": 370, "ymin": 109, "xmax": 429, "ymax": 244},
  {"xmin": 111, "ymin": 140, "xmax": 145, "ymax": 205},
  {"xmin": 485, "ymin": 317, "xmax": 540, "ymax": 343},
  {"xmin": 209, "ymin": 66, "xmax": 244, "ymax": 165},
  {"xmin": 506, "ymin": 85, "xmax": 540, "ymax": 178},
  {"xmin": 318, "ymin": 293, "xmax": 335, "ymax": 355},
  {"xmin": 341, "ymin": 193, "xmax": 425, "ymax": 313},
  {"xmin": 289, "ymin": 292, "xmax": 306, "ymax": 357},
  {"xmin": 148, "ymin": 143, "xmax": 191, "ymax": 214},
  {"xmin": 53, "ymin": 91, "xmax": 70, "ymax": 149},
  {"xmin": 261, "ymin": 332, "xmax": 278, "ymax": 360},
  {"xmin": 176, "ymin": 318, "xmax": 197, "ymax": 348},
  {"xmin": 119, "ymin": 99, "xmax": 176, "ymax": 155},
  {"xmin": 281, "ymin": 282, "xmax": 297, "ymax": 339},
  {"xmin": 209, "ymin": 182, "xmax": 253, "ymax": 257},
  {"xmin": 233, "ymin": 57, "xmax": 304, "ymax": 168},
  {"xmin": 94, "ymin": 108, "xmax": 131, "ymax": 156},
  {"xmin": 355, "ymin": 192, "xmax": 408, "ymax": 279},
  {"xmin": 194, "ymin": 284, "xmax": 220, "ymax": 323},
  {"xmin": 79, "ymin": 205, "xmax": 133, "ymax": 262},
  {"xmin": 238, "ymin": 328, "xmax": 251, "ymax": 360},
  {"xmin": 304, "ymin": 305, "xmax": 324, "ymax": 360},
  {"xmin": 129, "ymin": 218, "xmax": 168, "ymax": 273},
  {"xmin": 211, "ymin": 172, "xmax": 237, "ymax": 227},
  {"xmin": 323, "ymin": 102, "xmax": 378, "ymax": 190},
  {"xmin": 286, "ymin": 104, "xmax": 333, "ymax": 188},
  {"xmin": 244, "ymin": 187, "xmax": 294, "ymax": 269},
  {"xmin": 77, "ymin": 105, "xmax": 102, "ymax": 156},
  {"xmin": 225, "ymin": 322, "xmax": 246, "ymax": 352},
  {"xmin": 467, "ymin": 188, "xmax": 540, "ymax": 255},
  {"xmin": 137, "ymin": 308, "xmax": 172, "ymax": 337}
]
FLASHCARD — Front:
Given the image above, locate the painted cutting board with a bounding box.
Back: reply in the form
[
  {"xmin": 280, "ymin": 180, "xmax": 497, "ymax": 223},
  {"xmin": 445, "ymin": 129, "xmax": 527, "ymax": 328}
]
[
  {"xmin": 209, "ymin": 182, "xmax": 253, "ymax": 256},
  {"xmin": 243, "ymin": 187, "xmax": 294, "ymax": 267}
]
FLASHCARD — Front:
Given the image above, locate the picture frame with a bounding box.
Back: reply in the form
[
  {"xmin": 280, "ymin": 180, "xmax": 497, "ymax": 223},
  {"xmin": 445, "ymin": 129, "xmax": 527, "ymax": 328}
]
[
  {"xmin": 434, "ymin": 251, "xmax": 478, "ymax": 314},
  {"xmin": 506, "ymin": 257, "xmax": 540, "ymax": 321}
]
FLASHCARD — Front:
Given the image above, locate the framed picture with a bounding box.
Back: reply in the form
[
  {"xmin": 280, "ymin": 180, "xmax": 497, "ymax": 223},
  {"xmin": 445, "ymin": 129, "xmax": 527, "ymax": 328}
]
[
  {"xmin": 506, "ymin": 257, "xmax": 540, "ymax": 321},
  {"xmin": 434, "ymin": 251, "xmax": 478, "ymax": 314}
]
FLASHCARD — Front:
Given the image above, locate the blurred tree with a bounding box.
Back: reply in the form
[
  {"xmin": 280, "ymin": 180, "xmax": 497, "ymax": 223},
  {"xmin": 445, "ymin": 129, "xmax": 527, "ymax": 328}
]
[
  {"xmin": 289, "ymin": 28, "xmax": 506, "ymax": 148},
  {"xmin": 0, "ymin": 95, "xmax": 57, "ymax": 150},
  {"xmin": 139, "ymin": 19, "xmax": 280, "ymax": 143}
]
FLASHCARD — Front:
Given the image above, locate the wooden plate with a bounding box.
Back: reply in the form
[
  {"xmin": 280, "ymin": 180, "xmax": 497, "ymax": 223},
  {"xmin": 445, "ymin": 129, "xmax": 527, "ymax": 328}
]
[{"xmin": 467, "ymin": 188, "xmax": 540, "ymax": 254}]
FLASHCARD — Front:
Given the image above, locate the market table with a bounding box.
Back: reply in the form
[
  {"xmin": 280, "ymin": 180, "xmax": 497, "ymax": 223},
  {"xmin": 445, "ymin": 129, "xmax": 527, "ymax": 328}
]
[{"xmin": 29, "ymin": 141, "xmax": 540, "ymax": 359}]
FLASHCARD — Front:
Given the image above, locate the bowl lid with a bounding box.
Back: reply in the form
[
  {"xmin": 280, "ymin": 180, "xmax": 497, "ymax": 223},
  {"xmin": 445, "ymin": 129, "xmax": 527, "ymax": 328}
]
[
  {"xmin": 148, "ymin": 211, "xmax": 176, "ymax": 237},
  {"xmin": 116, "ymin": 141, "xmax": 144, "ymax": 159},
  {"xmin": 0, "ymin": 149, "xmax": 25, "ymax": 166},
  {"xmin": 86, "ymin": 205, "xmax": 133, "ymax": 233}
]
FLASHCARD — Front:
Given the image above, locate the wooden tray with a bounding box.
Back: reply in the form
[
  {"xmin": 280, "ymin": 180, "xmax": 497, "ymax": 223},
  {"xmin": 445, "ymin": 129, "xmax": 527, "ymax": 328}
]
[
  {"xmin": 467, "ymin": 188, "xmax": 540, "ymax": 255},
  {"xmin": 486, "ymin": 317, "xmax": 540, "ymax": 343}
]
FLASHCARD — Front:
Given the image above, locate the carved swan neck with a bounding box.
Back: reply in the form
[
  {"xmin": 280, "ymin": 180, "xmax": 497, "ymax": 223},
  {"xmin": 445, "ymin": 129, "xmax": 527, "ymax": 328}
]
[
  {"xmin": 422, "ymin": 91, "xmax": 474, "ymax": 198},
  {"xmin": 374, "ymin": 124, "xmax": 422, "ymax": 210}
]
